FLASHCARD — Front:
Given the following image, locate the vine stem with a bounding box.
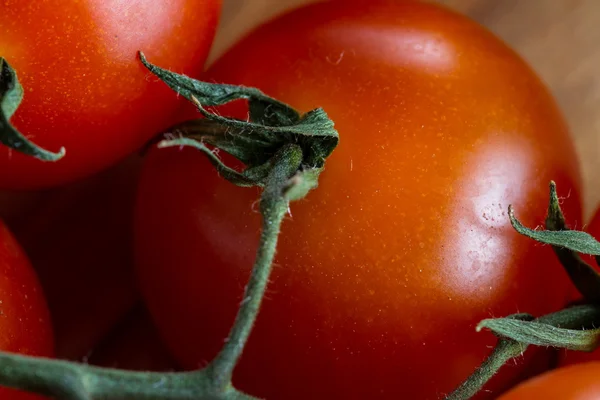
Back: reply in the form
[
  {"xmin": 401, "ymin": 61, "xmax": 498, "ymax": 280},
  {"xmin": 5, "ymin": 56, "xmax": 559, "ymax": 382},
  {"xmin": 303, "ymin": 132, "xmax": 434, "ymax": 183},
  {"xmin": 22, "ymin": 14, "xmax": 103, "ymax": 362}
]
[
  {"xmin": 0, "ymin": 149, "xmax": 305, "ymax": 400},
  {"xmin": 0, "ymin": 353, "xmax": 90, "ymax": 399},
  {"xmin": 0, "ymin": 351, "xmax": 228, "ymax": 399},
  {"xmin": 205, "ymin": 144, "xmax": 303, "ymax": 391},
  {"xmin": 445, "ymin": 339, "xmax": 526, "ymax": 400}
]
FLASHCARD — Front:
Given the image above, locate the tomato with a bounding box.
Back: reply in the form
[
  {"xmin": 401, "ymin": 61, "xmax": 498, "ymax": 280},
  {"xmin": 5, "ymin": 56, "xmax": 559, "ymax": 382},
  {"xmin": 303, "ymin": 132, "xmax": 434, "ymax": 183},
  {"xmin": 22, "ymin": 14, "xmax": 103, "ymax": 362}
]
[
  {"xmin": 499, "ymin": 362, "xmax": 600, "ymax": 399},
  {"xmin": 0, "ymin": 0, "xmax": 221, "ymax": 189},
  {"xmin": 0, "ymin": 220, "xmax": 53, "ymax": 399},
  {"xmin": 134, "ymin": 1, "xmax": 582, "ymax": 399},
  {"xmin": 12, "ymin": 155, "xmax": 142, "ymax": 361}
]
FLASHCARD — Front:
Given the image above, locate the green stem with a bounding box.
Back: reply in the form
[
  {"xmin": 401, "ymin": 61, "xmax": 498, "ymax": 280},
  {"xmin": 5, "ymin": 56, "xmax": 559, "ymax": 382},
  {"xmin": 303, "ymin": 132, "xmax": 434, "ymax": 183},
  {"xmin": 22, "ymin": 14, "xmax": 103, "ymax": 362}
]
[
  {"xmin": 0, "ymin": 351, "xmax": 261, "ymax": 399},
  {"xmin": 447, "ymin": 305, "xmax": 600, "ymax": 399},
  {"xmin": 446, "ymin": 339, "xmax": 526, "ymax": 400},
  {"xmin": 0, "ymin": 353, "xmax": 89, "ymax": 399},
  {"xmin": 0, "ymin": 352, "xmax": 194, "ymax": 399},
  {"xmin": 544, "ymin": 181, "xmax": 600, "ymax": 303},
  {"xmin": 206, "ymin": 144, "xmax": 303, "ymax": 391}
]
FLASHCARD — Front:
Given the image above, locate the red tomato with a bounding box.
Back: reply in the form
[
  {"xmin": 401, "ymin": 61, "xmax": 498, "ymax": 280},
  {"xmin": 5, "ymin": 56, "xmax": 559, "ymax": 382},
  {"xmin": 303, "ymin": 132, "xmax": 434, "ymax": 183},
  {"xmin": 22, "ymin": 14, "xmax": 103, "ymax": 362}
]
[
  {"xmin": 12, "ymin": 155, "xmax": 142, "ymax": 361},
  {"xmin": 499, "ymin": 362, "xmax": 600, "ymax": 399},
  {"xmin": 0, "ymin": 0, "xmax": 221, "ymax": 189},
  {"xmin": 0, "ymin": 220, "xmax": 53, "ymax": 399},
  {"xmin": 135, "ymin": 1, "xmax": 582, "ymax": 399}
]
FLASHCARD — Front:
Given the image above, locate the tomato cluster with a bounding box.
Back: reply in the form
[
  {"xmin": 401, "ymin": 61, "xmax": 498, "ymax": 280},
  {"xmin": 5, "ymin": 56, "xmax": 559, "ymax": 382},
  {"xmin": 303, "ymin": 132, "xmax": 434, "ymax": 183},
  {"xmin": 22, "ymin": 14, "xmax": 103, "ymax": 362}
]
[{"xmin": 0, "ymin": 1, "xmax": 598, "ymax": 399}]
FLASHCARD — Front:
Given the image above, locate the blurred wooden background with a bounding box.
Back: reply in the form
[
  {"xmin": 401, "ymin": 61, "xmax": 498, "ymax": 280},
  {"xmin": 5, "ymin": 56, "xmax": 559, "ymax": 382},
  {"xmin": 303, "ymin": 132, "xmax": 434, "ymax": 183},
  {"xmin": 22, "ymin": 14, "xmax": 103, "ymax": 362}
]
[{"xmin": 211, "ymin": 0, "xmax": 600, "ymax": 221}]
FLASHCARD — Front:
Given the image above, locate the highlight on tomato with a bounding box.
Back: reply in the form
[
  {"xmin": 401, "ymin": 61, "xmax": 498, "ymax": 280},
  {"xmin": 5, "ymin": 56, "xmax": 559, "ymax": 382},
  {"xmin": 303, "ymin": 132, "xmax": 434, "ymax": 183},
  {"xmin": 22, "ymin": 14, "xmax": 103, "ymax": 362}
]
[
  {"xmin": 498, "ymin": 361, "xmax": 600, "ymax": 400},
  {"xmin": 0, "ymin": 220, "xmax": 53, "ymax": 400},
  {"xmin": 0, "ymin": 0, "xmax": 221, "ymax": 189},
  {"xmin": 134, "ymin": 1, "xmax": 583, "ymax": 398}
]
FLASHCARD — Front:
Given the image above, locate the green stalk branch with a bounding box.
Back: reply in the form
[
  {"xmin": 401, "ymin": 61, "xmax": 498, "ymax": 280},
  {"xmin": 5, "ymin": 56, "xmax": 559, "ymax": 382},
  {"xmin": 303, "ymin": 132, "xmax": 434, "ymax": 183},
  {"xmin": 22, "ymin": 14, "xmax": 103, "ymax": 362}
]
[
  {"xmin": 446, "ymin": 339, "xmax": 526, "ymax": 400},
  {"xmin": 206, "ymin": 144, "xmax": 303, "ymax": 391},
  {"xmin": 447, "ymin": 304, "xmax": 600, "ymax": 399},
  {"xmin": 0, "ymin": 350, "xmax": 252, "ymax": 399},
  {"xmin": 0, "ymin": 352, "xmax": 89, "ymax": 399}
]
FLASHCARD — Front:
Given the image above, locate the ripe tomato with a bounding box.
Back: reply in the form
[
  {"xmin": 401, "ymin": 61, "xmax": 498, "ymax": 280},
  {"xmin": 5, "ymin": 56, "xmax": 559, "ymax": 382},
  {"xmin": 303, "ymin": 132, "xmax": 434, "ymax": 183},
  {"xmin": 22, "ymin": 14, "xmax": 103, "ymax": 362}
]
[
  {"xmin": 12, "ymin": 155, "xmax": 142, "ymax": 361},
  {"xmin": 0, "ymin": 0, "xmax": 221, "ymax": 189},
  {"xmin": 498, "ymin": 362, "xmax": 600, "ymax": 399},
  {"xmin": 0, "ymin": 220, "xmax": 53, "ymax": 399},
  {"xmin": 135, "ymin": 1, "xmax": 582, "ymax": 398}
]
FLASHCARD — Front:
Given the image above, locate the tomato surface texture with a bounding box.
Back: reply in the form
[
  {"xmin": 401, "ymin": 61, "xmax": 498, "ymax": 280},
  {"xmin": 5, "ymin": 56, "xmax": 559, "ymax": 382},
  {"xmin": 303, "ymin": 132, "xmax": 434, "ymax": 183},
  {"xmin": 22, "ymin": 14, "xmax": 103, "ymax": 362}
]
[
  {"xmin": 0, "ymin": 0, "xmax": 221, "ymax": 189},
  {"xmin": 0, "ymin": 220, "xmax": 53, "ymax": 399},
  {"xmin": 498, "ymin": 362, "xmax": 600, "ymax": 399},
  {"xmin": 134, "ymin": 1, "xmax": 582, "ymax": 399}
]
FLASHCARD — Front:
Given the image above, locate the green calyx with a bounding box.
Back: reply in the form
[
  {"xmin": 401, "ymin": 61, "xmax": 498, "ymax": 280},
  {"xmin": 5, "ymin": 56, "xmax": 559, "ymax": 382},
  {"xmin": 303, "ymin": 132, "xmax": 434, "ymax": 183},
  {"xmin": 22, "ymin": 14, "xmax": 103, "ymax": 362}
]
[
  {"xmin": 0, "ymin": 57, "xmax": 65, "ymax": 161},
  {"xmin": 139, "ymin": 52, "xmax": 338, "ymax": 193}
]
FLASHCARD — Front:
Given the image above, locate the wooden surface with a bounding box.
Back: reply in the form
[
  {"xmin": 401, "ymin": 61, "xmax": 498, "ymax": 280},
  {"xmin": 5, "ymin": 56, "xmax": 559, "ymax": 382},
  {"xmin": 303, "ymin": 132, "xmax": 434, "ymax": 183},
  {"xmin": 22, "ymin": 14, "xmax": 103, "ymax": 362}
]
[{"xmin": 212, "ymin": 0, "xmax": 600, "ymax": 220}]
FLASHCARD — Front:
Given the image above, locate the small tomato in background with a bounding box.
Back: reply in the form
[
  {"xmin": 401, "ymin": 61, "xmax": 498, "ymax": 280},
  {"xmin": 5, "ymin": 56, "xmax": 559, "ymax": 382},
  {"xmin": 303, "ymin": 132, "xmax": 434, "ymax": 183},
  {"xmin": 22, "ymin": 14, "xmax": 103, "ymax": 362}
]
[
  {"xmin": 135, "ymin": 1, "xmax": 582, "ymax": 399},
  {"xmin": 0, "ymin": 220, "xmax": 53, "ymax": 400},
  {"xmin": 12, "ymin": 155, "xmax": 142, "ymax": 361},
  {"xmin": 0, "ymin": 0, "xmax": 221, "ymax": 189},
  {"xmin": 498, "ymin": 362, "xmax": 600, "ymax": 399}
]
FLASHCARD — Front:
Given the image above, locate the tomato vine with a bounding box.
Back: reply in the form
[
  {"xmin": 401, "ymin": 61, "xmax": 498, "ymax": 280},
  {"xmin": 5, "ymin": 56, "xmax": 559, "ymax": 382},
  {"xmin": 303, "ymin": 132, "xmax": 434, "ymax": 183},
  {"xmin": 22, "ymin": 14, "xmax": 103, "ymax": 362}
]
[{"xmin": 0, "ymin": 54, "xmax": 338, "ymax": 399}]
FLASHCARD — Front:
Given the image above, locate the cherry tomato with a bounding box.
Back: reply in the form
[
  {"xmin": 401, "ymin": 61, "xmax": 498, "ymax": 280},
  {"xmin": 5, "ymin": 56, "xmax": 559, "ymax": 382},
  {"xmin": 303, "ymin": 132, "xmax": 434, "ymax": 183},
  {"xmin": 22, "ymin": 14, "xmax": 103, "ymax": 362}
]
[
  {"xmin": 0, "ymin": 220, "xmax": 53, "ymax": 399},
  {"xmin": 13, "ymin": 155, "xmax": 142, "ymax": 361},
  {"xmin": 135, "ymin": 1, "xmax": 582, "ymax": 398},
  {"xmin": 499, "ymin": 361, "xmax": 600, "ymax": 399},
  {"xmin": 0, "ymin": 0, "xmax": 221, "ymax": 189}
]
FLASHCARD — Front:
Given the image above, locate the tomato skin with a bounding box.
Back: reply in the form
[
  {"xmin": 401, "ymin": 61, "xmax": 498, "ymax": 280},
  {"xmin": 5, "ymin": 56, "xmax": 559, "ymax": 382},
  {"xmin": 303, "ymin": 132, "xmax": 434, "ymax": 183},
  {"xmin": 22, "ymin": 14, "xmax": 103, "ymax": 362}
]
[
  {"xmin": 499, "ymin": 362, "xmax": 600, "ymax": 399},
  {"xmin": 0, "ymin": 0, "xmax": 221, "ymax": 189},
  {"xmin": 135, "ymin": 1, "xmax": 582, "ymax": 399},
  {"xmin": 0, "ymin": 220, "xmax": 53, "ymax": 399}
]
